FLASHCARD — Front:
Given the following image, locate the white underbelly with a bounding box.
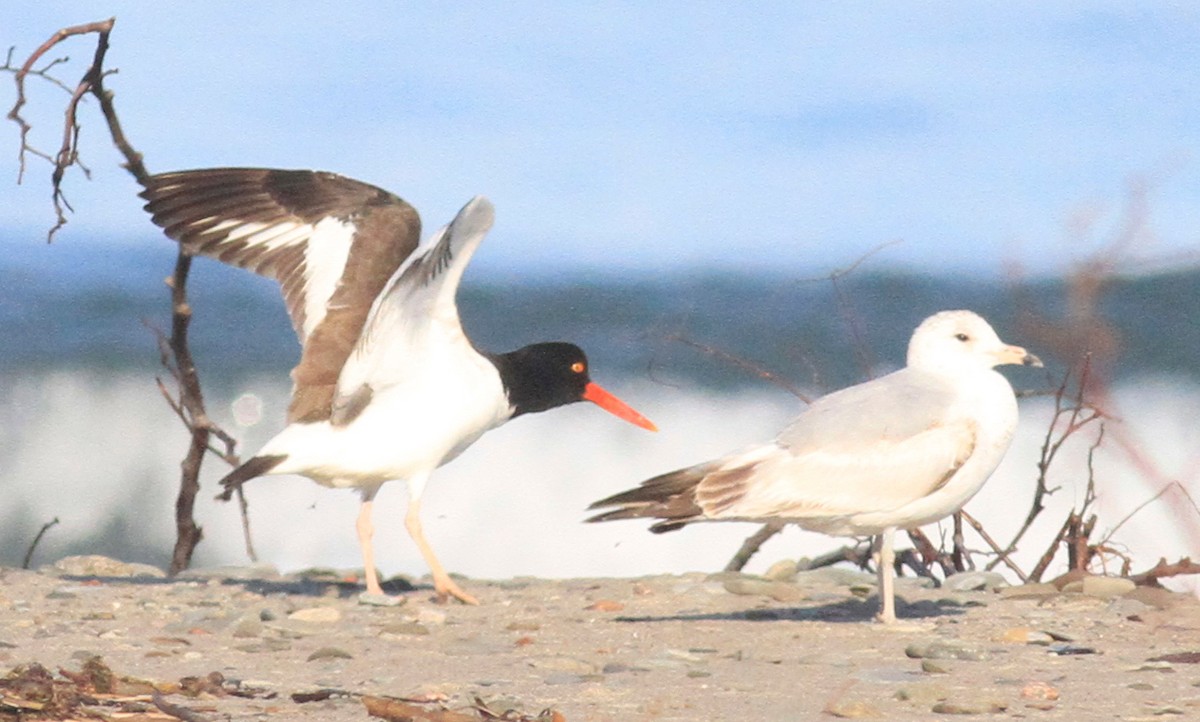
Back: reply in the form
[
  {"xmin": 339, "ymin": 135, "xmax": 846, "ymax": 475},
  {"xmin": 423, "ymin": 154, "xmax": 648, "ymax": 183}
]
[{"xmin": 260, "ymin": 356, "xmax": 510, "ymax": 487}]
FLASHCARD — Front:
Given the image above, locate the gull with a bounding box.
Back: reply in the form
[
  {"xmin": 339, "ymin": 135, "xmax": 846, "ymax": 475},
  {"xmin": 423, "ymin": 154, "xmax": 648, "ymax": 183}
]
[
  {"xmin": 588, "ymin": 310, "xmax": 1040, "ymax": 622},
  {"xmin": 141, "ymin": 168, "xmax": 657, "ymax": 604}
]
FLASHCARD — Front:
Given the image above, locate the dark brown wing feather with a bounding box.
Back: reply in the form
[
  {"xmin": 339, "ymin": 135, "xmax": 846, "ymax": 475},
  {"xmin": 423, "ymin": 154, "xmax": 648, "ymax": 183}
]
[
  {"xmin": 587, "ymin": 461, "xmax": 715, "ymax": 533},
  {"xmin": 140, "ymin": 168, "xmax": 421, "ymax": 423}
]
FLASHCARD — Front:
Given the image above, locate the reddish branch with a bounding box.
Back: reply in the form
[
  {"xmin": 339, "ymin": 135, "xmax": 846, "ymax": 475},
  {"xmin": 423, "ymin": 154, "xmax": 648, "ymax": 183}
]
[
  {"xmin": 986, "ymin": 360, "xmax": 1103, "ymax": 573},
  {"xmin": 1130, "ymin": 557, "xmax": 1200, "ymax": 586},
  {"xmin": 7, "ymin": 18, "xmax": 249, "ymax": 574}
]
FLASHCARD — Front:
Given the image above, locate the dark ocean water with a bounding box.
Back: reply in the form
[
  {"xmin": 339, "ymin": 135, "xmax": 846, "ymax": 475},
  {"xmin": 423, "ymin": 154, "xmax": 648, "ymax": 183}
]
[{"xmin": 2, "ymin": 241, "xmax": 1197, "ymax": 390}]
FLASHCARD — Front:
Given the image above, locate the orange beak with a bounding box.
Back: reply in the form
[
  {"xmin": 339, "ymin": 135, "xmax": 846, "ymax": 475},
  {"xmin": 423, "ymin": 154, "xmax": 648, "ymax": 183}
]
[{"xmin": 582, "ymin": 382, "xmax": 658, "ymax": 432}]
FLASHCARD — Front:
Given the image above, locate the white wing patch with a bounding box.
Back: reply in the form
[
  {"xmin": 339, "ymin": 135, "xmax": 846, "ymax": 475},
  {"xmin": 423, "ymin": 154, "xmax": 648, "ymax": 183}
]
[{"xmin": 301, "ymin": 217, "xmax": 357, "ymax": 338}]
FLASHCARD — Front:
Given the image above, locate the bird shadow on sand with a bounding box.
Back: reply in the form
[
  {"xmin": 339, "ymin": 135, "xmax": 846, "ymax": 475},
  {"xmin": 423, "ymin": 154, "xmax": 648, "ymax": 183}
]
[
  {"xmin": 613, "ymin": 596, "xmax": 968, "ymax": 624},
  {"xmin": 54, "ymin": 573, "xmax": 420, "ymax": 599}
]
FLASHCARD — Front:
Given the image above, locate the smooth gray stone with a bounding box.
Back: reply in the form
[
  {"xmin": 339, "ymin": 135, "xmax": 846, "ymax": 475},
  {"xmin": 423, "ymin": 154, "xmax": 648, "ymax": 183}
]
[{"xmin": 943, "ymin": 571, "xmax": 1009, "ymax": 592}]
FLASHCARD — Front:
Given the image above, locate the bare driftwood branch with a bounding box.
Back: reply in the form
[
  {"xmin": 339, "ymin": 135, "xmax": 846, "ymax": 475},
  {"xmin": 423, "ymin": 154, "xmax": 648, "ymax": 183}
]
[
  {"xmin": 7, "ymin": 18, "xmax": 247, "ymax": 574},
  {"xmin": 723, "ymin": 522, "xmax": 785, "ymax": 572},
  {"xmin": 798, "ymin": 543, "xmax": 871, "ymax": 572},
  {"xmin": 1130, "ymin": 557, "xmax": 1200, "ymax": 586}
]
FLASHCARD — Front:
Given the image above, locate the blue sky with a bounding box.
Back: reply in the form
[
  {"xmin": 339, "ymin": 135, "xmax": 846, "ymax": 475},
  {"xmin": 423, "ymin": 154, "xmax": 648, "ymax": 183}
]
[{"xmin": 4, "ymin": 3, "xmax": 1200, "ymax": 277}]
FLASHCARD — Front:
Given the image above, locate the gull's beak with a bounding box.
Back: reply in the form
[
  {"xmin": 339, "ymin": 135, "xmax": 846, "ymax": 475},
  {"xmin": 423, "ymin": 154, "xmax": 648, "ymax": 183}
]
[
  {"xmin": 582, "ymin": 382, "xmax": 658, "ymax": 432},
  {"xmin": 996, "ymin": 344, "xmax": 1043, "ymax": 368}
]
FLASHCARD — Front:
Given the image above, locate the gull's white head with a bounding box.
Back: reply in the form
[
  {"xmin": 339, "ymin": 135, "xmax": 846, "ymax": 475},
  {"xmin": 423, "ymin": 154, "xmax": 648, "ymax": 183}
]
[{"xmin": 906, "ymin": 310, "xmax": 1042, "ymax": 373}]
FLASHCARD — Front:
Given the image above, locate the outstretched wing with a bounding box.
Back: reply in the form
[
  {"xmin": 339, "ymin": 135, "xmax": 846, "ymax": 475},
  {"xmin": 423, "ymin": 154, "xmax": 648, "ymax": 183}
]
[
  {"xmin": 140, "ymin": 168, "xmax": 422, "ymax": 422},
  {"xmin": 331, "ymin": 196, "xmax": 495, "ymax": 424}
]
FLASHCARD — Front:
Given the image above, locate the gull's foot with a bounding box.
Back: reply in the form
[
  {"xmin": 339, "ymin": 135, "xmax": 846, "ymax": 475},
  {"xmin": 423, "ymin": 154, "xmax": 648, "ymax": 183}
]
[{"xmin": 434, "ymin": 577, "xmax": 480, "ymax": 606}]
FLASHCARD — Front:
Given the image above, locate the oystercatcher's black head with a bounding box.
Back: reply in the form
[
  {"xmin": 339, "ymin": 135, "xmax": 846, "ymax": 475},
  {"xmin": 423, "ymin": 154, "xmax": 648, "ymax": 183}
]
[{"xmin": 494, "ymin": 342, "xmax": 656, "ymax": 430}]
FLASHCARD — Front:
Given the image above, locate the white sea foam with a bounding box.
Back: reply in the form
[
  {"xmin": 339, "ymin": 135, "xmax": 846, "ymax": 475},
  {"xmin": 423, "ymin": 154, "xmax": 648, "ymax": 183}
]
[{"xmin": 2, "ymin": 370, "xmax": 1198, "ymax": 595}]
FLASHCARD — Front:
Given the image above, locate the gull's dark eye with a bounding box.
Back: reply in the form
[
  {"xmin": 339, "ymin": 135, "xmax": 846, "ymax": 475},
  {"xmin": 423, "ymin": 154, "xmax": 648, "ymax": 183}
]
[{"xmin": 955, "ymin": 333, "xmax": 969, "ymax": 342}]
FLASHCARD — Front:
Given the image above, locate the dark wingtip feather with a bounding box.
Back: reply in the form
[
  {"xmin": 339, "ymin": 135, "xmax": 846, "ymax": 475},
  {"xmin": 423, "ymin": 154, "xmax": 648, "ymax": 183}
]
[
  {"xmin": 215, "ymin": 454, "xmax": 287, "ymax": 501},
  {"xmin": 586, "ymin": 464, "xmax": 709, "ymax": 530}
]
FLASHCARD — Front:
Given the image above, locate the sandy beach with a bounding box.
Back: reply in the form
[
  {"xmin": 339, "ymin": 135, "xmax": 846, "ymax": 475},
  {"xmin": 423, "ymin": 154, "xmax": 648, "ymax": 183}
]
[{"xmin": 1, "ymin": 555, "xmax": 1198, "ymax": 721}]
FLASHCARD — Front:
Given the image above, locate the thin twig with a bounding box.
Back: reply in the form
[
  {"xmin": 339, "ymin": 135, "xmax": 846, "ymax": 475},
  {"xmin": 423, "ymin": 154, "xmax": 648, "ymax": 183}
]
[
  {"xmin": 663, "ymin": 333, "xmax": 810, "ymax": 401},
  {"xmin": 22, "ymin": 517, "xmax": 60, "ymax": 569},
  {"xmin": 5, "ymin": 18, "xmax": 117, "ymax": 238},
  {"xmin": 960, "ymin": 510, "xmax": 1027, "ymax": 582},
  {"xmin": 1029, "ymin": 513, "xmax": 1072, "ymax": 583},
  {"xmin": 988, "ymin": 360, "xmax": 1103, "ymax": 572}
]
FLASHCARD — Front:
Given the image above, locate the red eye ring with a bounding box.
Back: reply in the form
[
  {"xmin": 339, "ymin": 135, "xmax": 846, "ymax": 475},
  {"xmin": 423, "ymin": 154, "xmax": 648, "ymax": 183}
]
[{"xmin": 571, "ymin": 361, "xmax": 586, "ymax": 373}]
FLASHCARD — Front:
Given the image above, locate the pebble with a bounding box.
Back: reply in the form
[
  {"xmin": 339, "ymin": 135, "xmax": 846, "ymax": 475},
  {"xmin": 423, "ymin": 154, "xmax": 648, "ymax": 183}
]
[
  {"xmin": 942, "ymin": 571, "xmax": 1008, "ymax": 592},
  {"xmin": 1047, "ymin": 643, "xmax": 1097, "ymax": 656},
  {"xmin": 994, "ymin": 627, "xmax": 1054, "ymax": 645},
  {"xmin": 306, "ymin": 647, "xmax": 353, "ymax": 662},
  {"xmin": 48, "ymin": 556, "xmax": 165, "ymax": 579},
  {"xmin": 379, "ymin": 622, "xmax": 430, "ymax": 637},
  {"xmin": 905, "ymin": 639, "xmax": 990, "ymax": 661},
  {"xmin": 792, "ymin": 567, "xmax": 877, "ymax": 587},
  {"xmin": 235, "ymin": 638, "xmax": 292, "ymax": 653},
  {"xmin": 664, "ymin": 648, "xmax": 703, "ymax": 663},
  {"xmin": 1124, "ymin": 585, "xmax": 1182, "ymax": 610},
  {"xmin": 528, "ymin": 657, "xmax": 596, "ymax": 674},
  {"xmin": 1108, "ymin": 597, "xmax": 1154, "ymax": 617},
  {"xmin": 543, "ymin": 673, "xmax": 587, "ymax": 685},
  {"xmin": 231, "ymin": 616, "xmax": 263, "ymax": 638},
  {"xmin": 895, "ymin": 683, "xmax": 951, "ymax": 705},
  {"xmin": 413, "ymin": 607, "xmax": 447, "ymax": 626},
  {"xmin": 586, "ymin": 599, "xmax": 625, "ymax": 612},
  {"xmin": 930, "ymin": 697, "xmax": 1008, "ymax": 714},
  {"xmin": 288, "ymin": 607, "xmax": 342, "ymax": 623},
  {"xmin": 1020, "ymin": 680, "xmax": 1059, "ymax": 701},
  {"xmin": 825, "ymin": 699, "xmax": 881, "ymax": 718},
  {"xmin": 1131, "ymin": 661, "xmax": 1175, "ymax": 673},
  {"xmin": 920, "ymin": 659, "xmax": 951, "ymax": 674},
  {"xmin": 763, "ymin": 559, "xmax": 799, "ymax": 581},
  {"xmin": 176, "ymin": 564, "xmax": 282, "ymax": 581},
  {"xmin": 721, "ymin": 578, "xmax": 807, "ymax": 603},
  {"xmin": 1077, "ymin": 575, "xmax": 1136, "ymax": 598},
  {"xmin": 997, "ymin": 582, "xmax": 1059, "ymax": 599}
]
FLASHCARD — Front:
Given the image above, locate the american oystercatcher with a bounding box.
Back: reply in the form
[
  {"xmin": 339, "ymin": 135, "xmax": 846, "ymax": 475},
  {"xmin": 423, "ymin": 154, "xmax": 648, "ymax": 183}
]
[
  {"xmin": 588, "ymin": 310, "xmax": 1040, "ymax": 623},
  {"xmin": 141, "ymin": 168, "xmax": 657, "ymax": 604}
]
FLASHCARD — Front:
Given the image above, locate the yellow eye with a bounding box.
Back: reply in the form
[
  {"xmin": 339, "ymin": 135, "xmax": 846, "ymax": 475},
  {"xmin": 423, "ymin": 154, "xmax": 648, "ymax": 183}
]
[{"xmin": 570, "ymin": 361, "xmax": 586, "ymax": 373}]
